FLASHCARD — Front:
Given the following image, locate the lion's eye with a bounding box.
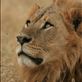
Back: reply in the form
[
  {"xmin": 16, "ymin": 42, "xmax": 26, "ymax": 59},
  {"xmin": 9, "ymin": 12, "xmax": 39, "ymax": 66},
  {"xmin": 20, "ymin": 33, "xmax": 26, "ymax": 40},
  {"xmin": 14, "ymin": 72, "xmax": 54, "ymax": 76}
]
[
  {"xmin": 42, "ymin": 21, "xmax": 54, "ymax": 29},
  {"xmin": 26, "ymin": 20, "xmax": 30, "ymax": 26},
  {"xmin": 24, "ymin": 20, "xmax": 31, "ymax": 28}
]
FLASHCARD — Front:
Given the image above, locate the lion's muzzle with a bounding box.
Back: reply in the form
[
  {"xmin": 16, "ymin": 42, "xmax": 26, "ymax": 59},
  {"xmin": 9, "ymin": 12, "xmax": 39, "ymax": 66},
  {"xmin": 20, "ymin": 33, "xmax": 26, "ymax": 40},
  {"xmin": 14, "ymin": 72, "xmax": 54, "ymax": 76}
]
[{"xmin": 18, "ymin": 50, "xmax": 43, "ymax": 65}]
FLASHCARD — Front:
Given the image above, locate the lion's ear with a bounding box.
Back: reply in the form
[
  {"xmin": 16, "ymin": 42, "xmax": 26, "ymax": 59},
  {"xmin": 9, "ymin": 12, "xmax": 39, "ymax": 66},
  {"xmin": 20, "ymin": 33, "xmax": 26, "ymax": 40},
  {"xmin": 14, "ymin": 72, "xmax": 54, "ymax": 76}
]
[
  {"xmin": 63, "ymin": 8, "xmax": 82, "ymax": 37},
  {"xmin": 69, "ymin": 8, "xmax": 82, "ymax": 31}
]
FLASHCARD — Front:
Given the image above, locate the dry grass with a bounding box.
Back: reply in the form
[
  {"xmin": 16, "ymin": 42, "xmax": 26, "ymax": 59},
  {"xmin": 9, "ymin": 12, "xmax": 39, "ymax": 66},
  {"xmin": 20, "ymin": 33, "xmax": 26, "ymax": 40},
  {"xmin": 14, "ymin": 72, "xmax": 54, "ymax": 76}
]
[{"xmin": 1, "ymin": 0, "xmax": 51, "ymax": 82}]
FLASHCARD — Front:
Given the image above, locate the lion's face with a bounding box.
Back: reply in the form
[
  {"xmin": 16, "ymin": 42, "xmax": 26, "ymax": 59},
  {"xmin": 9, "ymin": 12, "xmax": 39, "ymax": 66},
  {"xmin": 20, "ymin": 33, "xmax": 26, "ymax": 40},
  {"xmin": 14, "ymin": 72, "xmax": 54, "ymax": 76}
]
[
  {"xmin": 16, "ymin": 3, "xmax": 82, "ymax": 68},
  {"xmin": 16, "ymin": 5, "xmax": 69, "ymax": 67}
]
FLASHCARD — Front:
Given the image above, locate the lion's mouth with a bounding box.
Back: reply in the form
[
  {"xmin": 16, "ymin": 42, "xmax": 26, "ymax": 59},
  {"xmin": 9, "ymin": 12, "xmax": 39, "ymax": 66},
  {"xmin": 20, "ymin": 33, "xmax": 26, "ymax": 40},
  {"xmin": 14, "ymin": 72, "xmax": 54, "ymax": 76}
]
[{"xmin": 18, "ymin": 51, "xmax": 43, "ymax": 65}]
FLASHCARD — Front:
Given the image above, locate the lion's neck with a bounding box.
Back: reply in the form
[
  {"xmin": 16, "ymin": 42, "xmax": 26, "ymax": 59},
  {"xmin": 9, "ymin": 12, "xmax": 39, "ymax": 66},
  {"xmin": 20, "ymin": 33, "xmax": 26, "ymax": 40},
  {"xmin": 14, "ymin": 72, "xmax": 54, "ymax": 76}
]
[{"xmin": 21, "ymin": 62, "xmax": 63, "ymax": 82}]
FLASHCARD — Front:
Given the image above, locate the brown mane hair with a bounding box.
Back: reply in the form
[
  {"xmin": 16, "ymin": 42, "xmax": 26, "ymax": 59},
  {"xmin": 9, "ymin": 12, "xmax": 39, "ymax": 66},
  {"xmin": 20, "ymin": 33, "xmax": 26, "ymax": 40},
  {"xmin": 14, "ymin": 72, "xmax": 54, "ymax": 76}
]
[{"xmin": 17, "ymin": 0, "xmax": 82, "ymax": 82}]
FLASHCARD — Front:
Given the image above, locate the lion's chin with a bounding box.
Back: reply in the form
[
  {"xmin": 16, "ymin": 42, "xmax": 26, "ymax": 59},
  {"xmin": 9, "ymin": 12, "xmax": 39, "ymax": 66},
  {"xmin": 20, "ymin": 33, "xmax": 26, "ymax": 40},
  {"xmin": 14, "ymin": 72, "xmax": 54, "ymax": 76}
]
[
  {"xmin": 16, "ymin": 48, "xmax": 43, "ymax": 67},
  {"xmin": 17, "ymin": 55, "xmax": 37, "ymax": 67}
]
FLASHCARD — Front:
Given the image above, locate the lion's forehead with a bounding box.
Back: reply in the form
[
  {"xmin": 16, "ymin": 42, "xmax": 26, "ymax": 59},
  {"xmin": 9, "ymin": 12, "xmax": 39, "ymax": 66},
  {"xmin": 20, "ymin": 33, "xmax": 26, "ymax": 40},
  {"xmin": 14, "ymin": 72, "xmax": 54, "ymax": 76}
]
[{"xmin": 28, "ymin": 6, "xmax": 58, "ymax": 23}]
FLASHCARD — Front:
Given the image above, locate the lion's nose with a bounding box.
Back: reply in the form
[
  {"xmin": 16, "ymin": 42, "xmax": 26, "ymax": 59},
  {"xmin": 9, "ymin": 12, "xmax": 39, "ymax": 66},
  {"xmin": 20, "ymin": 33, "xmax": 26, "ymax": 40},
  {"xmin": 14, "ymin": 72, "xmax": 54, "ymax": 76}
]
[{"xmin": 17, "ymin": 36, "xmax": 32, "ymax": 45}]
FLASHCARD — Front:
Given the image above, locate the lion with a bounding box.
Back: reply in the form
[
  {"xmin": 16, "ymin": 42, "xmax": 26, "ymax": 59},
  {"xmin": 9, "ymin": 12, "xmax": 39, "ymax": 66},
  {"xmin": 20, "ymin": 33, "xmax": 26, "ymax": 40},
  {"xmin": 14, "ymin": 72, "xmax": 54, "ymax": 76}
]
[{"xmin": 16, "ymin": 0, "xmax": 82, "ymax": 82}]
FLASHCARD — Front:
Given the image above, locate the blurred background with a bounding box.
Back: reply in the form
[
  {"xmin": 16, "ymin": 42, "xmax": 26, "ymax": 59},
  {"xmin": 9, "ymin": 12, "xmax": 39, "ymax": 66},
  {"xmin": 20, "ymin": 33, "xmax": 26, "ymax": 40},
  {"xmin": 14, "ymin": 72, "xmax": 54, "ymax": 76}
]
[{"xmin": 1, "ymin": 0, "xmax": 51, "ymax": 82}]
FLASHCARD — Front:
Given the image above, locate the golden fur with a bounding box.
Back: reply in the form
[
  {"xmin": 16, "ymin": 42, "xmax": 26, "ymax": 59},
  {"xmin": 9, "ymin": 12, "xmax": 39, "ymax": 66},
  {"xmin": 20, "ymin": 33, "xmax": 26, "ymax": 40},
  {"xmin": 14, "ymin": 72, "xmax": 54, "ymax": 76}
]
[{"xmin": 16, "ymin": 0, "xmax": 82, "ymax": 82}]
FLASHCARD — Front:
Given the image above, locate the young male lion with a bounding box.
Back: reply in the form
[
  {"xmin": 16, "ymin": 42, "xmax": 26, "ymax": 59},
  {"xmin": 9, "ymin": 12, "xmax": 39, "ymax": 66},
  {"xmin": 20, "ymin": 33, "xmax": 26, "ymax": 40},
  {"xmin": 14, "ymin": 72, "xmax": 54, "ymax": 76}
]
[{"xmin": 16, "ymin": 0, "xmax": 82, "ymax": 82}]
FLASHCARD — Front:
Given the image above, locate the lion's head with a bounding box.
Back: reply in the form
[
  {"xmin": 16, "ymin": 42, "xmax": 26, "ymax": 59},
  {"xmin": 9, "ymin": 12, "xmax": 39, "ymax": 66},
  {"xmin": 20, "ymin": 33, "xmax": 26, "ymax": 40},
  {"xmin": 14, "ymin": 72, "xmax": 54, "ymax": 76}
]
[
  {"xmin": 16, "ymin": 5, "xmax": 69, "ymax": 67},
  {"xmin": 16, "ymin": 0, "xmax": 82, "ymax": 82}
]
